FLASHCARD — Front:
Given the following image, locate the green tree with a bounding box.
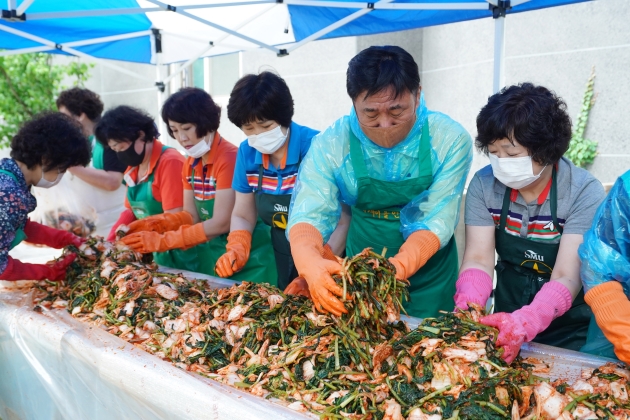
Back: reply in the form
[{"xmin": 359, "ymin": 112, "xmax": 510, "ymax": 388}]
[
  {"xmin": 565, "ymin": 67, "xmax": 598, "ymax": 168},
  {"xmin": 0, "ymin": 53, "xmax": 91, "ymax": 148}
]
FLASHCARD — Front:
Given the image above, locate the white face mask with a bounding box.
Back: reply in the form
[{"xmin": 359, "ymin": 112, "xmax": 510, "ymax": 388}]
[
  {"xmin": 35, "ymin": 169, "xmax": 64, "ymax": 189},
  {"xmin": 247, "ymin": 126, "xmax": 287, "ymax": 154},
  {"xmin": 186, "ymin": 135, "xmax": 211, "ymax": 159},
  {"xmin": 488, "ymin": 154, "xmax": 547, "ymax": 190}
]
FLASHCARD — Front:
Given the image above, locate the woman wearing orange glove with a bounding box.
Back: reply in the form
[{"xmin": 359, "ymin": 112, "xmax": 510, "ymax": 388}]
[
  {"xmin": 214, "ymin": 71, "xmax": 350, "ymax": 289},
  {"xmin": 118, "ymin": 88, "xmax": 276, "ymax": 284},
  {"xmin": 97, "ymin": 106, "xmax": 188, "ymax": 268},
  {"xmin": 0, "ymin": 112, "xmax": 91, "ymax": 281}
]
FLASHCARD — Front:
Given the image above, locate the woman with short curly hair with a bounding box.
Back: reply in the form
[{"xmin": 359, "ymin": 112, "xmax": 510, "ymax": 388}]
[
  {"xmin": 115, "ymin": 88, "xmax": 277, "ymax": 284},
  {"xmin": 453, "ymin": 83, "xmax": 605, "ymax": 360},
  {"xmin": 96, "ymin": 105, "xmax": 187, "ymax": 268},
  {"xmin": 213, "ymin": 72, "xmax": 350, "ymax": 289},
  {"xmin": 0, "ymin": 112, "xmax": 91, "ymax": 281}
]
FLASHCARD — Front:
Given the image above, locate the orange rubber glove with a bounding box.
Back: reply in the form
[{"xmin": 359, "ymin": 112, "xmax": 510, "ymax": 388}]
[
  {"xmin": 389, "ymin": 230, "xmax": 440, "ymax": 280},
  {"xmin": 119, "ymin": 223, "xmax": 207, "ymax": 254},
  {"xmin": 215, "ymin": 230, "xmax": 252, "ymax": 278},
  {"xmin": 126, "ymin": 211, "xmax": 193, "ymax": 235},
  {"xmin": 284, "ymin": 276, "xmax": 311, "ymax": 299},
  {"xmin": 322, "ymin": 243, "xmax": 337, "ymax": 262},
  {"xmin": 585, "ymin": 282, "xmax": 630, "ymax": 364},
  {"xmin": 284, "ymin": 243, "xmax": 337, "ymax": 299},
  {"xmin": 290, "ymin": 223, "xmax": 347, "ymax": 316}
]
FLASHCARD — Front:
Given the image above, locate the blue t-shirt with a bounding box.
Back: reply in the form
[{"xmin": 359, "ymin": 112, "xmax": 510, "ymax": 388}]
[{"xmin": 232, "ymin": 122, "xmax": 319, "ymax": 195}]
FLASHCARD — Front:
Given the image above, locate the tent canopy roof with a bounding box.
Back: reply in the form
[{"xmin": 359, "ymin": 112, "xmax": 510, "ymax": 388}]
[{"xmin": 1, "ymin": 0, "xmax": 590, "ymax": 65}]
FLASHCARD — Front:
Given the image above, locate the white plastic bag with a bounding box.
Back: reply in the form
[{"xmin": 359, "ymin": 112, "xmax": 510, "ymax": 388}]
[{"xmin": 30, "ymin": 176, "xmax": 98, "ymax": 238}]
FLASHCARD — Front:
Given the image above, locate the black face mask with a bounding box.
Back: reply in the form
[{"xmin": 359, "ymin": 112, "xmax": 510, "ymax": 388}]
[{"xmin": 117, "ymin": 141, "xmax": 146, "ymax": 167}]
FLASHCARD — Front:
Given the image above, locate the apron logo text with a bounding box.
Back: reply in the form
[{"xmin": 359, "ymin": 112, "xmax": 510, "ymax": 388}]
[
  {"xmin": 274, "ymin": 204, "xmax": 288, "ymax": 212},
  {"xmin": 524, "ymin": 250, "xmax": 544, "ymax": 262},
  {"xmin": 362, "ymin": 209, "xmax": 400, "ymax": 219}
]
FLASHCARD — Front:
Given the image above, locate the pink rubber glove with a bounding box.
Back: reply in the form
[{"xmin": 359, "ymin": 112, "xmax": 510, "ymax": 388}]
[
  {"xmin": 481, "ymin": 281, "xmax": 572, "ymax": 363},
  {"xmin": 453, "ymin": 268, "xmax": 493, "ymax": 310}
]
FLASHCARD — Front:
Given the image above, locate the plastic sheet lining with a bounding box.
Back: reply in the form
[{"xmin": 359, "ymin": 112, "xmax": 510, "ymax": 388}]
[
  {"xmin": 0, "ymin": 270, "xmax": 616, "ymax": 420},
  {"xmin": 0, "ymin": 269, "xmax": 312, "ymax": 420}
]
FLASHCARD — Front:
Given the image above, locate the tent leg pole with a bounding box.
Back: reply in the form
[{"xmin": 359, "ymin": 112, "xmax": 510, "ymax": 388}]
[
  {"xmin": 493, "ymin": 14, "xmax": 506, "ymax": 94},
  {"xmin": 155, "ymin": 63, "xmax": 167, "ymax": 144}
]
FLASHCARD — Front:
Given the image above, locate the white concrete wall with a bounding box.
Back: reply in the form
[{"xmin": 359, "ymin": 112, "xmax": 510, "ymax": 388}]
[
  {"xmin": 421, "ymin": 0, "xmax": 630, "ymax": 184},
  {"xmin": 237, "ymin": 37, "xmax": 358, "ymax": 139}
]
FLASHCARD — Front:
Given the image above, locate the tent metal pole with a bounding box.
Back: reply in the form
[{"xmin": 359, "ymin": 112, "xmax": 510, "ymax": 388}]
[
  {"xmin": 25, "ymin": 1, "xmax": 490, "ymax": 20},
  {"xmin": 169, "ymin": 1, "xmax": 273, "ymax": 9},
  {"xmin": 0, "ymin": 22, "xmax": 150, "ymax": 81},
  {"xmin": 162, "ymin": 44, "xmax": 215, "ymax": 86},
  {"xmin": 0, "ymin": 30, "xmax": 152, "ymax": 57},
  {"xmin": 25, "ymin": 2, "xmax": 276, "ymax": 20},
  {"xmin": 15, "ymin": 0, "xmax": 35, "ymax": 16},
  {"xmin": 375, "ymin": 2, "xmax": 486, "ymax": 9},
  {"xmin": 286, "ymin": 0, "xmax": 394, "ymax": 54},
  {"xmin": 156, "ymin": 63, "xmax": 169, "ymax": 145},
  {"xmin": 158, "ymin": 2, "xmax": 275, "ymax": 48},
  {"xmin": 492, "ymin": 12, "xmax": 506, "ymax": 93},
  {"xmin": 57, "ymin": 48, "xmax": 150, "ymax": 81},
  {"xmin": 26, "ymin": 8, "xmax": 163, "ymax": 20},
  {"xmin": 144, "ymin": 0, "xmax": 280, "ymax": 54},
  {"xmin": 158, "ymin": 3, "xmax": 275, "ymax": 86},
  {"xmin": 284, "ymin": 0, "xmax": 487, "ymax": 9},
  {"xmin": 0, "ymin": 46, "xmax": 50, "ymax": 56}
]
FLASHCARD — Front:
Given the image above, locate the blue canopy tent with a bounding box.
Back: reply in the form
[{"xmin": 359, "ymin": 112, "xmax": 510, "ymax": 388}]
[{"xmin": 0, "ymin": 0, "xmax": 591, "ymax": 95}]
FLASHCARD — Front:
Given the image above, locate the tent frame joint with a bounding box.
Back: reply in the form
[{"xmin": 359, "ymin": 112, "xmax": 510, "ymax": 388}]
[
  {"xmin": 276, "ymin": 0, "xmax": 284, "ymax": 3},
  {"xmin": 155, "ymin": 81, "xmax": 166, "ymax": 92},
  {"xmin": 166, "ymin": 4, "xmax": 177, "ymax": 12},
  {"xmin": 367, "ymin": 2, "xmax": 375, "ymax": 9},
  {"xmin": 152, "ymin": 28, "xmax": 163, "ymax": 53},
  {"xmin": 490, "ymin": 0, "xmax": 511, "ymax": 18},
  {"xmin": 277, "ymin": 48, "xmax": 289, "ymax": 57},
  {"xmin": 1, "ymin": 9, "xmax": 26, "ymax": 21}
]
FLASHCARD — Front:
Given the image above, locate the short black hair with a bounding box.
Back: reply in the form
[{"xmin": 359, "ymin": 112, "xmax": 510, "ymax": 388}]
[
  {"xmin": 476, "ymin": 83, "xmax": 572, "ymax": 165},
  {"xmin": 161, "ymin": 87, "xmax": 221, "ymax": 138},
  {"xmin": 346, "ymin": 45, "xmax": 420, "ymax": 102},
  {"xmin": 56, "ymin": 87, "xmax": 104, "ymax": 121},
  {"xmin": 11, "ymin": 112, "xmax": 91, "ymax": 172},
  {"xmin": 95, "ymin": 105, "xmax": 158, "ymax": 147},
  {"xmin": 227, "ymin": 71, "xmax": 294, "ymax": 128}
]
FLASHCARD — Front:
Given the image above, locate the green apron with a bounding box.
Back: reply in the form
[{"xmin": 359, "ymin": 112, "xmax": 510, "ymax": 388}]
[
  {"xmin": 254, "ymin": 160, "xmax": 298, "ymax": 290},
  {"xmin": 90, "ymin": 135, "xmax": 105, "ymax": 170},
  {"xmin": 0, "ymin": 169, "xmax": 27, "ymax": 249},
  {"xmin": 345, "ymin": 121, "xmax": 459, "ymax": 319},
  {"xmin": 188, "ymin": 161, "xmax": 277, "ymax": 285},
  {"xmin": 494, "ymin": 168, "xmax": 591, "ymax": 351},
  {"xmin": 126, "ymin": 146, "xmax": 198, "ymax": 269}
]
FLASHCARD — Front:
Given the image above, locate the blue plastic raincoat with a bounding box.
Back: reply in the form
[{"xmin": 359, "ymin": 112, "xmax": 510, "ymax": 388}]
[
  {"xmin": 579, "ymin": 170, "xmax": 630, "ymax": 359},
  {"xmin": 287, "ymin": 94, "xmax": 473, "ymax": 246}
]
